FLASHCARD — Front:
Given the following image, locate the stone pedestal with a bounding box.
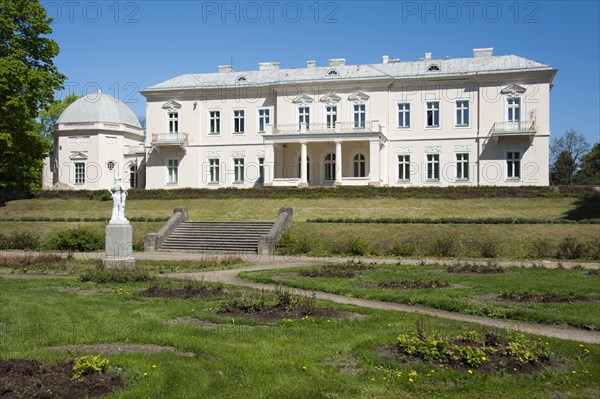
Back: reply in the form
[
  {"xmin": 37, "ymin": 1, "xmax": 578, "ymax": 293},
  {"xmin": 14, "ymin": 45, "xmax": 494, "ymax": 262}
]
[{"xmin": 102, "ymin": 222, "xmax": 135, "ymax": 268}]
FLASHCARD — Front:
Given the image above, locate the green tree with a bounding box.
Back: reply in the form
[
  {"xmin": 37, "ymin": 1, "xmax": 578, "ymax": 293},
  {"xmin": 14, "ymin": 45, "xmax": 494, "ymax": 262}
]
[
  {"xmin": 575, "ymin": 143, "xmax": 600, "ymax": 185},
  {"xmin": 38, "ymin": 94, "xmax": 79, "ymax": 145},
  {"xmin": 550, "ymin": 150, "xmax": 576, "ymax": 185},
  {"xmin": 0, "ymin": 0, "xmax": 66, "ymax": 190}
]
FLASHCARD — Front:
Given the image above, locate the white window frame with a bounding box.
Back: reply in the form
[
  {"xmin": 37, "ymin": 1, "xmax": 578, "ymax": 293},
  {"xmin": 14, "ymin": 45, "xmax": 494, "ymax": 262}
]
[
  {"xmin": 168, "ymin": 111, "xmax": 179, "ymax": 133},
  {"xmin": 325, "ymin": 105, "xmax": 337, "ymax": 129},
  {"xmin": 257, "ymin": 157, "xmax": 265, "ymax": 182},
  {"xmin": 233, "ymin": 158, "xmax": 245, "ymax": 183},
  {"xmin": 353, "ymin": 153, "xmax": 366, "ymax": 177},
  {"xmin": 208, "ymin": 158, "xmax": 220, "ymax": 184},
  {"xmin": 129, "ymin": 164, "xmax": 137, "ymax": 188},
  {"xmin": 456, "ymin": 153, "xmax": 470, "ymax": 181},
  {"xmin": 298, "ymin": 106, "xmax": 310, "ymax": 130},
  {"xmin": 233, "ymin": 109, "xmax": 245, "ymax": 134},
  {"xmin": 397, "ymin": 155, "xmax": 411, "ymax": 182},
  {"xmin": 426, "ymin": 153, "xmax": 440, "ymax": 181},
  {"xmin": 506, "ymin": 97, "xmax": 521, "ymax": 123},
  {"xmin": 166, "ymin": 159, "xmax": 179, "ymax": 184},
  {"xmin": 425, "ymin": 101, "xmax": 440, "ymax": 128},
  {"xmin": 74, "ymin": 162, "xmax": 85, "ymax": 185},
  {"xmin": 455, "ymin": 100, "xmax": 470, "ymax": 127},
  {"xmin": 353, "ymin": 103, "xmax": 366, "ymax": 128},
  {"xmin": 257, "ymin": 108, "xmax": 270, "ymax": 133},
  {"xmin": 209, "ymin": 110, "xmax": 221, "ymax": 135},
  {"xmin": 397, "ymin": 102, "xmax": 411, "ymax": 129},
  {"xmin": 506, "ymin": 151, "xmax": 521, "ymax": 180},
  {"xmin": 324, "ymin": 153, "xmax": 336, "ymax": 181}
]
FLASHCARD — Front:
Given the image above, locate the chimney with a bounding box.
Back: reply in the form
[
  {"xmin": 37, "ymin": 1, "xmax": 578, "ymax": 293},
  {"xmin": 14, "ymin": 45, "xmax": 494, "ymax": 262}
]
[
  {"xmin": 218, "ymin": 65, "xmax": 233, "ymax": 73},
  {"xmin": 382, "ymin": 55, "xmax": 389, "ymax": 64},
  {"xmin": 328, "ymin": 58, "xmax": 346, "ymax": 67},
  {"xmin": 424, "ymin": 52, "xmax": 432, "ymax": 60},
  {"xmin": 259, "ymin": 62, "xmax": 280, "ymax": 71},
  {"xmin": 307, "ymin": 60, "xmax": 316, "ymax": 68},
  {"xmin": 473, "ymin": 48, "xmax": 493, "ymax": 58}
]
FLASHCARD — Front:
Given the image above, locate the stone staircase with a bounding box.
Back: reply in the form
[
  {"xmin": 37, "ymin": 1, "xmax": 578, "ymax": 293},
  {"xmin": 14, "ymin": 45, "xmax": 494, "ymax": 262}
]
[{"xmin": 158, "ymin": 221, "xmax": 275, "ymax": 253}]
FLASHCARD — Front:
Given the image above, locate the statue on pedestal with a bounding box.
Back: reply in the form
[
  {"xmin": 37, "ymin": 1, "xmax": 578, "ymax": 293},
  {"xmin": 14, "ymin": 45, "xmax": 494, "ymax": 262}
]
[{"xmin": 109, "ymin": 178, "xmax": 127, "ymax": 223}]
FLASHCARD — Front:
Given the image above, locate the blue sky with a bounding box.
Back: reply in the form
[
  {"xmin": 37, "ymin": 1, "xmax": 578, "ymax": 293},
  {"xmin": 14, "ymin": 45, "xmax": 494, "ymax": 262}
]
[{"xmin": 43, "ymin": 0, "xmax": 599, "ymax": 145}]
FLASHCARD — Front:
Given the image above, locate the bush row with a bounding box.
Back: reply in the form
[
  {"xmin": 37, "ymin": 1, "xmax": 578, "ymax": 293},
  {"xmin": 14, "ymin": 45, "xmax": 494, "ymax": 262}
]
[
  {"xmin": 28, "ymin": 186, "xmax": 599, "ymax": 200},
  {"xmin": 0, "ymin": 228, "xmax": 105, "ymax": 252},
  {"xmin": 0, "ymin": 216, "xmax": 169, "ymax": 222},
  {"xmin": 276, "ymin": 231, "xmax": 600, "ymax": 261},
  {"xmin": 307, "ymin": 217, "xmax": 600, "ymax": 225}
]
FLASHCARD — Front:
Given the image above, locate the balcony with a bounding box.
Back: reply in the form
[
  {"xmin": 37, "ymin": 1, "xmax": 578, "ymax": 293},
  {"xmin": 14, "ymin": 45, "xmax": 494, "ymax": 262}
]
[
  {"xmin": 490, "ymin": 120, "xmax": 536, "ymax": 144},
  {"xmin": 150, "ymin": 133, "xmax": 189, "ymax": 150},
  {"xmin": 272, "ymin": 121, "xmax": 382, "ymax": 135}
]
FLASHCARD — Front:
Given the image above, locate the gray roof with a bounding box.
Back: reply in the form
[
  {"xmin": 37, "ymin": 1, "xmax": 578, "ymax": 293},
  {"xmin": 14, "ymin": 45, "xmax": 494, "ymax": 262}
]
[
  {"xmin": 144, "ymin": 55, "xmax": 555, "ymax": 92},
  {"xmin": 58, "ymin": 92, "xmax": 142, "ymax": 128}
]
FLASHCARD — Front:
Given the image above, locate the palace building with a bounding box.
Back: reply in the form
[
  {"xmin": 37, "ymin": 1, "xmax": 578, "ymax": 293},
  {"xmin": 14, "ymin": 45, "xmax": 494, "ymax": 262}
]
[{"xmin": 45, "ymin": 48, "xmax": 557, "ymax": 189}]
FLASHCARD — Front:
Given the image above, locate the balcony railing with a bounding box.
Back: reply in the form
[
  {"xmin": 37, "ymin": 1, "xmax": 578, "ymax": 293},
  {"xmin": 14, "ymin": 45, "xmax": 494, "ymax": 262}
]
[
  {"xmin": 124, "ymin": 144, "xmax": 145, "ymax": 154},
  {"xmin": 490, "ymin": 120, "xmax": 536, "ymax": 133},
  {"xmin": 151, "ymin": 133, "xmax": 189, "ymax": 147},
  {"xmin": 272, "ymin": 121, "xmax": 381, "ymax": 135}
]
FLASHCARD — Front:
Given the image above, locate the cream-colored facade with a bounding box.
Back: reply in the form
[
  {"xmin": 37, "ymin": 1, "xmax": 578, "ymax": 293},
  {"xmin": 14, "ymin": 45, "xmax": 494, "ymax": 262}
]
[{"xmin": 43, "ymin": 92, "xmax": 146, "ymax": 190}]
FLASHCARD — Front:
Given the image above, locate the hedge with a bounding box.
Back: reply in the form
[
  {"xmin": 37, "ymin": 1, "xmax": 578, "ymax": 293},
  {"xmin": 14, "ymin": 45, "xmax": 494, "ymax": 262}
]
[
  {"xmin": 306, "ymin": 217, "xmax": 600, "ymax": 225},
  {"xmin": 0, "ymin": 216, "xmax": 169, "ymax": 223}
]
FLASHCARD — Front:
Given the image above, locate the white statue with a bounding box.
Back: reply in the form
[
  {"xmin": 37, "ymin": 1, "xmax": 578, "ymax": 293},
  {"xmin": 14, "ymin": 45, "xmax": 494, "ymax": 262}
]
[{"xmin": 109, "ymin": 178, "xmax": 128, "ymax": 223}]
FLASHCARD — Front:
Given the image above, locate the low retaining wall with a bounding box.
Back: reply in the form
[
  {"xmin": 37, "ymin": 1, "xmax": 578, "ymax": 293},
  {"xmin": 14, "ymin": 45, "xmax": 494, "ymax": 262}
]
[
  {"xmin": 258, "ymin": 207, "xmax": 293, "ymax": 255},
  {"xmin": 144, "ymin": 207, "xmax": 188, "ymax": 251}
]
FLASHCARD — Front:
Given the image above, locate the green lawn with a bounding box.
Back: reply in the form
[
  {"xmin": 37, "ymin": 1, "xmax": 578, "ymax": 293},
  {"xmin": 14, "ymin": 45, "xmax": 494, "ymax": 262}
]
[
  {"xmin": 241, "ymin": 263, "xmax": 600, "ymax": 330},
  {"xmin": 1, "ymin": 275, "xmax": 598, "ymax": 398}
]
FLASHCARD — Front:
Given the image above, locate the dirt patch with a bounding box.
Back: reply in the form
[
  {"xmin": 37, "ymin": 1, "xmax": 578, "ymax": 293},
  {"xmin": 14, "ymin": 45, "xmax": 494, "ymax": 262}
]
[
  {"xmin": 219, "ymin": 306, "xmax": 343, "ymax": 323},
  {"xmin": 323, "ymin": 353, "xmax": 361, "ymax": 375},
  {"xmin": 167, "ymin": 317, "xmax": 222, "ymax": 329},
  {"xmin": 498, "ymin": 292, "xmax": 589, "ymax": 303},
  {"xmin": 49, "ymin": 343, "xmax": 195, "ymax": 357},
  {"xmin": 0, "ymin": 358, "xmax": 124, "ymax": 399},
  {"xmin": 446, "ymin": 263, "xmax": 505, "ymax": 274},
  {"xmin": 360, "ymin": 280, "xmax": 452, "ymax": 289},
  {"xmin": 139, "ymin": 283, "xmax": 224, "ymax": 299},
  {"xmin": 298, "ymin": 263, "xmax": 375, "ymax": 278}
]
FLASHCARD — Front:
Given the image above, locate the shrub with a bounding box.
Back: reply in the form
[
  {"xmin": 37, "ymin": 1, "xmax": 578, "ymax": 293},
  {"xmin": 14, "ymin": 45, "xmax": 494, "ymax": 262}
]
[
  {"xmin": 47, "ymin": 228, "xmax": 104, "ymax": 252},
  {"xmin": 505, "ymin": 333, "xmax": 550, "ymax": 365},
  {"xmin": 72, "ymin": 354, "xmax": 109, "ymax": 381},
  {"xmin": 346, "ymin": 236, "xmax": 370, "ymax": 256},
  {"xmin": 430, "ymin": 237, "xmax": 458, "ymax": 257},
  {"xmin": 527, "ymin": 238, "xmax": 554, "ymax": 259},
  {"xmin": 276, "ymin": 231, "xmax": 313, "ymax": 255},
  {"xmin": 556, "ymin": 236, "xmax": 587, "ymax": 260},
  {"xmin": 390, "ymin": 241, "xmax": 416, "ymax": 257},
  {"xmin": 587, "ymin": 238, "xmax": 600, "ymax": 260},
  {"xmin": 479, "ymin": 240, "xmax": 499, "ymax": 258},
  {"xmin": 0, "ymin": 232, "xmax": 40, "ymax": 250}
]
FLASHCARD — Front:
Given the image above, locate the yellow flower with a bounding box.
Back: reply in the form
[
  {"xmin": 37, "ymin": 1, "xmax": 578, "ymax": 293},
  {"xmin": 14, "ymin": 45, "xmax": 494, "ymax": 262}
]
[
  {"xmin": 302, "ymin": 366, "xmax": 307, "ymax": 371},
  {"xmin": 151, "ymin": 364, "xmax": 157, "ymax": 369},
  {"xmin": 143, "ymin": 372, "xmax": 148, "ymax": 377},
  {"xmin": 408, "ymin": 378, "xmax": 413, "ymax": 382},
  {"xmin": 584, "ymin": 349, "xmax": 590, "ymax": 353},
  {"xmin": 430, "ymin": 370, "xmax": 435, "ymax": 373},
  {"xmin": 371, "ymin": 378, "xmax": 375, "ymax": 382},
  {"xmin": 572, "ymin": 370, "xmax": 576, "ymax": 374},
  {"xmin": 579, "ymin": 344, "xmax": 584, "ymax": 347},
  {"xmin": 481, "ymin": 356, "xmax": 487, "ymax": 361},
  {"xmin": 468, "ymin": 370, "xmax": 473, "ymax": 374}
]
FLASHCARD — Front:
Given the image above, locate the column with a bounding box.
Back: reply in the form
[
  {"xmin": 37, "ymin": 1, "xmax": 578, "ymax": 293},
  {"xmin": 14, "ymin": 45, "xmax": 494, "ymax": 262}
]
[
  {"xmin": 380, "ymin": 142, "xmax": 388, "ymax": 186},
  {"xmin": 369, "ymin": 140, "xmax": 380, "ymax": 186},
  {"xmin": 264, "ymin": 143, "xmax": 275, "ymax": 186},
  {"xmin": 334, "ymin": 140, "xmax": 342, "ymax": 186},
  {"xmin": 299, "ymin": 141, "xmax": 308, "ymax": 187}
]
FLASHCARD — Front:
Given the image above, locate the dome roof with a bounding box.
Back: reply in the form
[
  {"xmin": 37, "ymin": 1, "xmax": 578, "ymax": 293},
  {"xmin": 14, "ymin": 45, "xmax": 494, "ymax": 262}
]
[{"xmin": 58, "ymin": 91, "xmax": 142, "ymax": 129}]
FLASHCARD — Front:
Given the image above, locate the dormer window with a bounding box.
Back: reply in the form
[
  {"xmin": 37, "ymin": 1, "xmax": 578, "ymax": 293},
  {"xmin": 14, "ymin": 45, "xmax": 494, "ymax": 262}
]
[
  {"xmin": 236, "ymin": 76, "xmax": 247, "ymax": 82},
  {"xmin": 427, "ymin": 64, "xmax": 440, "ymax": 72},
  {"xmin": 326, "ymin": 69, "xmax": 338, "ymax": 76}
]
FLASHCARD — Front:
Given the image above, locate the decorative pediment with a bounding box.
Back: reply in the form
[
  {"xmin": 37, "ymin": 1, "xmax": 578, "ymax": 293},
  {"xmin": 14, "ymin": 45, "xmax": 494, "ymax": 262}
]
[
  {"xmin": 396, "ymin": 146, "xmax": 413, "ymax": 154},
  {"xmin": 292, "ymin": 93, "xmax": 314, "ymax": 104},
  {"xmin": 69, "ymin": 151, "xmax": 88, "ymax": 160},
  {"xmin": 501, "ymin": 84, "xmax": 526, "ymax": 95},
  {"xmin": 320, "ymin": 93, "xmax": 341, "ymax": 104},
  {"xmin": 231, "ymin": 150, "xmax": 246, "ymax": 157},
  {"xmin": 454, "ymin": 145, "xmax": 472, "ymax": 152},
  {"xmin": 162, "ymin": 100, "xmax": 182, "ymax": 112},
  {"xmin": 348, "ymin": 90, "xmax": 370, "ymax": 103},
  {"xmin": 425, "ymin": 145, "xmax": 441, "ymax": 153}
]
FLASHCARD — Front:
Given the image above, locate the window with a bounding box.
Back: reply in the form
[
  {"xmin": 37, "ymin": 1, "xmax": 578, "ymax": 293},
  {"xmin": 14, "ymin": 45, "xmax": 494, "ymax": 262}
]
[
  {"xmin": 234, "ymin": 158, "xmax": 245, "ymax": 183},
  {"xmin": 326, "ymin": 69, "xmax": 338, "ymax": 76},
  {"xmin": 325, "ymin": 106, "xmax": 337, "ymax": 129},
  {"xmin": 233, "ymin": 110, "xmax": 245, "ymax": 134},
  {"xmin": 398, "ymin": 155, "xmax": 410, "ymax": 181},
  {"xmin": 506, "ymin": 151, "xmax": 521, "ymax": 179},
  {"xmin": 106, "ymin": 161, "xmax": 115, "ymax": 171},
  {"xmin": 426, "ymin": 154, "xmax": 440, "ymax": 181},
  {"xmin": 456, "ymin": 100, "xmax": 469, "ymax": 126},
  {"xmin": 427, "ymin": 64, "xmax": 440, "ymax": 72},
  {"xmin": 354, "ymin": 154, "xmax": 366, "ymax": 177},
  {"xmin": 209, "ymin": 111, "xmax": 220, "ymax": 134},
  {"xmin": 298, "ymin": 106, "xmax": 310, "ymax": 130},
  {"xmin": 168, "ymin": 112, "xmax": 178, "ymax": 133},
  {"xmin": 298, "ymin": 157, "xmax": 310, "ymax": 181},
  {"xmin": 324, "ymin": 153, "xmax": 336, "ymax": 181},
  {"xmin": 129, "ymin": 165, "xmax": 137, "ymax": 188},
  {"xmin": 167, "ymin": 159, "xmax": 178, "ymax": 184},
  {"xmin": 507, "ymin": 97, "xmax": 521, "ymax": 122},
  {"xmin": 258, "ymin": 157, "xmax": 265, "ymax": 182},
  {"xmin": 258, "ymin": 109, "xmax": 270, "ymax": 133},
  {"xmin": 456, "ymin": 153, "xmax": 469, "ymax": 180},
  {"xmin": 208, "ymin": 158, "xmax": 220, "ymax": 183},
  {"xmin": 236, "ymin": 76, "xmax": 247, "ymax": 82},
  {"xmin": 74, "ymin": 162, "xmax": 85, "ymax": 185},
  {"xmin": 353, "ymin": 104, "xmax": 366, "ymax": 128},
  {"xmin": 397, "ymin": 103, "xmax": 410, "ymax": 128},
  {"xmin": 426, "ymin": 101, "xmax": 440, "ymax": 128}
]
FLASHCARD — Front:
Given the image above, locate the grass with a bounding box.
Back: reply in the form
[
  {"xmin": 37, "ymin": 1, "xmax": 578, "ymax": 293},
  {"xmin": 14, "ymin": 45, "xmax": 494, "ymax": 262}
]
[
  {"xmin": 241, "ymin": 263, "xmax": 600, "ymax": 330},
  {"xmin": 0, "ymin": 275, "xmax": 598, "ymax": 398}
]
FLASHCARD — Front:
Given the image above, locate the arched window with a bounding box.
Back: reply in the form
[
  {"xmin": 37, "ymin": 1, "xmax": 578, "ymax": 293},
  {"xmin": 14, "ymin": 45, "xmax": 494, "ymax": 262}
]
[
  {"xmin": 353, "ymin": 154, "xmax": 366, "ymax": 177},
  {"xmin": 324, "ymin": 153, "xmax": 336, "ymax": 181},
  {"xmin": 326, "ymin": 69, "xmax": 338, "ymax": 76},
  {"xmin": 129, "ymin": 165, "xmax": 138, "ymax": 188},
  {"xmin": 106, "ymin": 161, "xmax": 115, "ymax": 171},
  {"xmin": 236, "ymin": 76, "xmax": 247, "ymax": 82},
  {"xmin": 427, "ymin": 64, "xmax": 440, "ymax": 72},
  {"xmin": 298, "ymin": 157, "xmax": 310, "ymax": 181}
]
